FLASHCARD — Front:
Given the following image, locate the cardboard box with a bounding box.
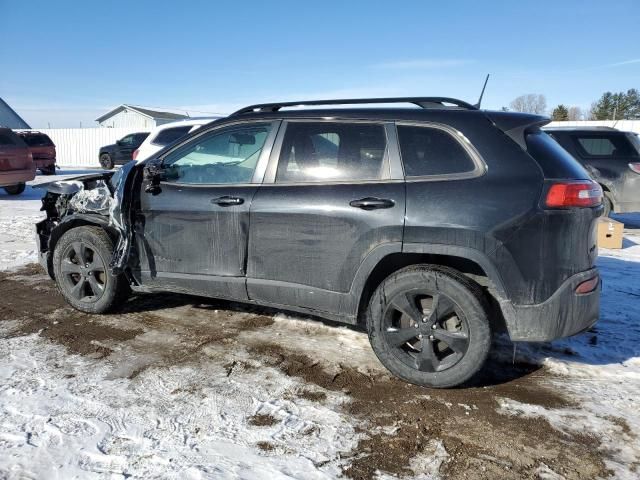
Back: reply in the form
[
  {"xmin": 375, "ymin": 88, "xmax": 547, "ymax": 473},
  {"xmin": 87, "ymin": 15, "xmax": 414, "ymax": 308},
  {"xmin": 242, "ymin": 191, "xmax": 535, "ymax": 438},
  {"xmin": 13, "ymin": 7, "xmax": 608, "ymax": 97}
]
[{"xmin": 597, "ymin": 217, "xmax": 624, "ymax": 249}]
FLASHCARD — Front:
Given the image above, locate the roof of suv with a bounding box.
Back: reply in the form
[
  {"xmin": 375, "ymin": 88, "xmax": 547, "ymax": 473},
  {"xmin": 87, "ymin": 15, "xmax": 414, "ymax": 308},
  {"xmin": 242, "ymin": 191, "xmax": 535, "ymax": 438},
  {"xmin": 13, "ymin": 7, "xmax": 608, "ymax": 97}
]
[{"xmin": 226, "ymin": 97, "xmax": 549, "ymax": 131}]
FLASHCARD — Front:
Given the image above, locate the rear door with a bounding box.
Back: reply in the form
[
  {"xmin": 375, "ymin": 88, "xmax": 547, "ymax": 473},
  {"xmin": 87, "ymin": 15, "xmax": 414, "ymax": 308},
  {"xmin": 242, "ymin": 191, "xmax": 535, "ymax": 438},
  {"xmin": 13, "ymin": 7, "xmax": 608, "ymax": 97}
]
[
  {"xmin": 115, "ymin": 134, "xmax": 136, "ymax": 162},
  {"xmin": 247, "ymin": 120, "xmax": 405, "ymax": 318},
  {"xmin": 135, "ymin": 120, "xmax": 279, "ymax": 299}
]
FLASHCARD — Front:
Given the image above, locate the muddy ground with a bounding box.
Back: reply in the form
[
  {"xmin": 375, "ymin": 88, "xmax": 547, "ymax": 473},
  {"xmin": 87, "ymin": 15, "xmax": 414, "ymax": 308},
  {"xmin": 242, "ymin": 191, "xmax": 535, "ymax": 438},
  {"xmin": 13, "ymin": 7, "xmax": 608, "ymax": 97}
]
[{"xmin": 0, "ymin": 265, "xmax": 613, "ymax": 479}]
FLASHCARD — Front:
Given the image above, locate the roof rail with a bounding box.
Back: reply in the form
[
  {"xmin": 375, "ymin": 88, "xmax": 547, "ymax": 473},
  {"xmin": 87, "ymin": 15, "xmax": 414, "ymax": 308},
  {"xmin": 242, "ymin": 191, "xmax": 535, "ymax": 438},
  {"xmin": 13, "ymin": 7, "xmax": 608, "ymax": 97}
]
[{"xmin": 231, "ymin": 97, "xmax": 478, "ymax": 115}]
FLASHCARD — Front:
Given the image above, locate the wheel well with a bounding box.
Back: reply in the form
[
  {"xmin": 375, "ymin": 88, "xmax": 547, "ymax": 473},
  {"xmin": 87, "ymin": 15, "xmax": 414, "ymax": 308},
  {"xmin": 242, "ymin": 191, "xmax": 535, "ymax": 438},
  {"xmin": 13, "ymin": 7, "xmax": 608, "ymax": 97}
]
[
  {"xmin": 356, "ymin": 253, "xmax": 503, "ymax": 328},
  {"xmin": 46, "ymin": 219, "xmax": 116, "ymax": 278}
]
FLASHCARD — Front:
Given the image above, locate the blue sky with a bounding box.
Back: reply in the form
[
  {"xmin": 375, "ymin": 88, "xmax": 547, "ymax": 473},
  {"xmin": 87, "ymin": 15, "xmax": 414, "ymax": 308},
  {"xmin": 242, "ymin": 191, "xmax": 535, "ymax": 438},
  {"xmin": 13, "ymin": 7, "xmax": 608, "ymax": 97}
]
[{"xmin": 2, "ymin": 0, "xmax": 639, "ymax": 128}]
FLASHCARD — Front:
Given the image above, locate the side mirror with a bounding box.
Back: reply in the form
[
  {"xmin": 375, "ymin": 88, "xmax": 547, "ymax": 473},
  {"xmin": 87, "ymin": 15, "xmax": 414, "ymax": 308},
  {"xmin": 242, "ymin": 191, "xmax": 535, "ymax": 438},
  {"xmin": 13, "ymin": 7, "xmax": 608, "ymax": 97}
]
[
  {"xmin": 116, "ymin": 140, "xmax": 123, "ymax": 146},
  {"xmin": 143, "ymin": 162, "xmax": 163, "ymax": 195}
]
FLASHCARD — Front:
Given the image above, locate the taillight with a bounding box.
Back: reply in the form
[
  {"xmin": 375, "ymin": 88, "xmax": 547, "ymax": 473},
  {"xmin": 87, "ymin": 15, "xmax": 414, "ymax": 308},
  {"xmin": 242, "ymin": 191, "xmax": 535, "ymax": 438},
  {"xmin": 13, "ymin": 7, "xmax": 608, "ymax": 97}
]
[
  {"xmin": 132, "ymin": 149, "xmax": 139, "ymax": 160},
  {"xmin": 545, "ymin": 181, "xmax": 603, "ymax": 208},
  {"xmin": 575, "ymin": 275, "xmax": 599, "ymax": 294},
  {"xmin": 629, "ymin": 163, "xmax": 640, "ymax": 174}
]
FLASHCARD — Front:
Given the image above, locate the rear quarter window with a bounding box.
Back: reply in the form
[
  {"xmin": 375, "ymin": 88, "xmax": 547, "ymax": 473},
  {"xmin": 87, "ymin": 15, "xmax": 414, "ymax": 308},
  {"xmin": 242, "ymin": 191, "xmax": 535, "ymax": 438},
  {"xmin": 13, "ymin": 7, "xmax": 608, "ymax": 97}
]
[
  {"xmin": 526, "ymin": 130, "xmax": 590, "ymax": 179},
  {"xmin": 151, "ymin": 126, "xmax": 193, "ymax": 146},
  {"xmin": 573, "ymin": 134, "xmax": 639, "ymax": 158},
  {"xmin": 397, "ymin": 125, "xmax": 478, "ymax": 177}
]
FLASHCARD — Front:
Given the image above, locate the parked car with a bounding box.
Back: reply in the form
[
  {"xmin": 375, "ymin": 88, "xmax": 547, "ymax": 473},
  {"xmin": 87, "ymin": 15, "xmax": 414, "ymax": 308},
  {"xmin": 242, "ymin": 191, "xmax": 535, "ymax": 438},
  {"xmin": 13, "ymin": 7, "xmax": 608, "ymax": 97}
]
[
  {"xmin": 133, "ymin": 117, "xmax": 221, "ymax": 161},
  {"xmin": 99, "ymin": 132, "xmax": 149, "ymax": 169},
  {"xmin": 545, "ymin": 127, "xmax": 640, "ymax": 216},
  {"xmin": 0, "ymin": 127, "xmax": 35, "ymax": 195},
  {"xmin": 16, "ymin": 130, "xmax": 57, "ymax": 175},
  {"xmin": 35, "ymin": 97, "xmax": 603, "ymax": 388}
]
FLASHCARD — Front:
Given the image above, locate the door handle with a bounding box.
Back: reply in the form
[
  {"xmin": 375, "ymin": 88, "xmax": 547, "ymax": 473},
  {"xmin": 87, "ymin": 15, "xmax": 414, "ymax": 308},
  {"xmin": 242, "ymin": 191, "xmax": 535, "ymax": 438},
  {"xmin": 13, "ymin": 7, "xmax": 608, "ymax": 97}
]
[
  {"xmin": 349, "ymin": 197, "xmax": 395, "ymax": 210},
  {"xmin": 211, "ymin": 195, "xmax": 244, "ymax": 206}
]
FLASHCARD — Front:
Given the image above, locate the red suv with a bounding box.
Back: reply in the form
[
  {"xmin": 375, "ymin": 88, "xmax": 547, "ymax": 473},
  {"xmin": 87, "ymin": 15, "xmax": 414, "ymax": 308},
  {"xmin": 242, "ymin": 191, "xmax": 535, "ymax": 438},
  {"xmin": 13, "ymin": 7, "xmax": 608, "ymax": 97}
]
[
  {"xmin": 16, "ymin": 130, "xmax": 57, "ymax": 175},
  {"xmin": 0, "ymin": 128, "xmax": 35, "ymax": 195}
]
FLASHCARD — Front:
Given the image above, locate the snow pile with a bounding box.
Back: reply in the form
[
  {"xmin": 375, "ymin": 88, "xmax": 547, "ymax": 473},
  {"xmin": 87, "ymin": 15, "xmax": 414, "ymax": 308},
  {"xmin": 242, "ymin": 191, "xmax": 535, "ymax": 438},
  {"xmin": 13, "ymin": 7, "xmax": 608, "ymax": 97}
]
[{"xmin": 0, "ymin": 332, "xmax": 359, "ymax": 479}]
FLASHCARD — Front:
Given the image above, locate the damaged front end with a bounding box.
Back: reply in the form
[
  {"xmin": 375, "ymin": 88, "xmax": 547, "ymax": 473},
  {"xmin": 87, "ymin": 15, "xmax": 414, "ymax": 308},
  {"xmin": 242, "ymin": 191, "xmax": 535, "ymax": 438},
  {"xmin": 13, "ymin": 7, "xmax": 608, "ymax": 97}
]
[{"xmin": 35, "ymin": 162, "xmax": 140, "ymax": 279}]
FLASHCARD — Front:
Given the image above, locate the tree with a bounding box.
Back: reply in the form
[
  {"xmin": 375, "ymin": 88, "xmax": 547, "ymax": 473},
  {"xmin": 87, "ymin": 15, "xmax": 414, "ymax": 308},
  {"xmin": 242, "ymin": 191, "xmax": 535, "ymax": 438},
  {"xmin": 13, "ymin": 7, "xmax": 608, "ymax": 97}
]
[
  {"xmin": 509, "ymin": 94, "xmax": 547, "ymax": 115},
  {"xmin": 551, "ymin": 105, "xmax": 569, "ymax": 121},
  {"xmin": 567, "ymin": 106, "xmax": 583, "ymax": 121},
  {"xmin": 590, "ymin": 89, "xmax": 640, "ymax": 120}
]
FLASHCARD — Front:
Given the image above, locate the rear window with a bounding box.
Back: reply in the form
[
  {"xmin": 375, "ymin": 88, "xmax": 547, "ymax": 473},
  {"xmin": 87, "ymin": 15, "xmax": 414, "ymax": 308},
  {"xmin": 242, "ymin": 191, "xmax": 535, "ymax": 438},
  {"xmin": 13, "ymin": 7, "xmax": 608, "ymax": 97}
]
[
  {"xmin": 151, "ymin": 126, "xmax": 193, "ymax": 146},
  {"xmin": 526, "ymin": 130, "xmax": 590, "ymax": 179},
  {"xmin": 573, "ymin": 134, "xmax": 639, "ymax": 158},
  {"xmin": 20, "ymin": 133, "xmax": 53, "ymax": 147},
  {"xmin": 397, "ymin": 125, "xmax": 477, "ymax": 177}
]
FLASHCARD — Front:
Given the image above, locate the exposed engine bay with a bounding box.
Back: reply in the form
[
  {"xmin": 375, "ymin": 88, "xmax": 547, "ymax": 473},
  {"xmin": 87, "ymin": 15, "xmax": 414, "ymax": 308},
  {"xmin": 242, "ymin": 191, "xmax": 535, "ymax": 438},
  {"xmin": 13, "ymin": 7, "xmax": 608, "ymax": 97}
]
[{"xmin": 35, "ymin": 161, "xmax": 141, "ymax": 279}]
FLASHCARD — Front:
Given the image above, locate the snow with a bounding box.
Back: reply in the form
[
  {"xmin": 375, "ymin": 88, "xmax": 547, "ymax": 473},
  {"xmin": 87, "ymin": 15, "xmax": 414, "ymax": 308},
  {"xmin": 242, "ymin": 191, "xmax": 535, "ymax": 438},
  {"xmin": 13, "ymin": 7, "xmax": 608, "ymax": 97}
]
[
  {"xmin": 0, "ymin": 170, "xmax": 101, "ymax": 271},
  {"xmin": 1, "ymin": 175, "xmax": 640, "ymax": 477}
]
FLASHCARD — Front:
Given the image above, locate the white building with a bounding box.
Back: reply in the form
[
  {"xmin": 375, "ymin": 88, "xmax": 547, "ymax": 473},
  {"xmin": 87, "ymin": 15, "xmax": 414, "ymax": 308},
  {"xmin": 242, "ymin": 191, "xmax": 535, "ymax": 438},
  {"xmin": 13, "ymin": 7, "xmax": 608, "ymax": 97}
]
[
  {"xmin": 95, "ymin": 104, "xmax": 189, "ymax": 129},
  {"xmin": 0, "ymin": 97, "xmax": 30, "ymax": 129}
]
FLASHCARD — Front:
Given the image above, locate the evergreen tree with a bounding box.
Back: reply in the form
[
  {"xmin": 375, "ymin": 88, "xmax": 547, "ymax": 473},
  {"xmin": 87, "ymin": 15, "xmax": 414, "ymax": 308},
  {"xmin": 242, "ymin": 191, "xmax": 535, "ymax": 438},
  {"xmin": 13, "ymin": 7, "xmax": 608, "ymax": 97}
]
[
  {"xmin": 551, "ymin": 105, "xmax": 569, "ymax": 121},
  {"xmin": 590, "ymin": 89, "xmax": 640, "ymax": 119}
]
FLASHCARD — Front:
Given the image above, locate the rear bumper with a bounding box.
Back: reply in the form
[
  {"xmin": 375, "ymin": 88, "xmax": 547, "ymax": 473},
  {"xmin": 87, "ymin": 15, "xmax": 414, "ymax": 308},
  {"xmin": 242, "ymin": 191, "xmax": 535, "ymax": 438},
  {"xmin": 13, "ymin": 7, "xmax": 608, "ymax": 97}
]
[
  {"xmin": 501, "ymin": 268, "xmax": 600, "ymax": 342},
  {"xmin": 0, "ymin": 168, "xmax": 36, "ymax": 187}
]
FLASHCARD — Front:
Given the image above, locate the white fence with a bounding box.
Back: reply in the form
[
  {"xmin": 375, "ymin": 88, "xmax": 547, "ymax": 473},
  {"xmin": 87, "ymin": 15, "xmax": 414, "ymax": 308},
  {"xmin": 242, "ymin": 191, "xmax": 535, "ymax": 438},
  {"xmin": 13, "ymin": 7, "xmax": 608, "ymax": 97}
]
[
  {"xmin": 547, "ymin": 120, "xmax": 640, "ymax": 134},
  {"xmin": 27, "ymin": 128, "xmax": 142, "ymax": 167}
]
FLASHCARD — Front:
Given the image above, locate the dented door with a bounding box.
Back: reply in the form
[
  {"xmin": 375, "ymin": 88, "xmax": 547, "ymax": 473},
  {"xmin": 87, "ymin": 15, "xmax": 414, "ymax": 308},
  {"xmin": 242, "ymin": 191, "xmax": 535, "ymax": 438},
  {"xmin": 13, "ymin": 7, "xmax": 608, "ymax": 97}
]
[{"xmin": 134, "ymin": 121, "xmax": 279, "ymax": 300}]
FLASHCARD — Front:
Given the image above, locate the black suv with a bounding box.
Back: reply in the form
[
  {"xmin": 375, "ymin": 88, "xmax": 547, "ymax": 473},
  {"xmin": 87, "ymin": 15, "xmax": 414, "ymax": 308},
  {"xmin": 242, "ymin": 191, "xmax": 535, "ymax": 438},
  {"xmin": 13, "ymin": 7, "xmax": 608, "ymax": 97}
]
[
  {"xmin": 35, "ymin": 97, "xmax": 603, "ymax": 388},
  {"xmin": 99, "ymin": 132, "xmax": 149, "ymax": 169},
  {"xmin": 546, "ymin": 127, "xmax": 640, "ymax": 216}
]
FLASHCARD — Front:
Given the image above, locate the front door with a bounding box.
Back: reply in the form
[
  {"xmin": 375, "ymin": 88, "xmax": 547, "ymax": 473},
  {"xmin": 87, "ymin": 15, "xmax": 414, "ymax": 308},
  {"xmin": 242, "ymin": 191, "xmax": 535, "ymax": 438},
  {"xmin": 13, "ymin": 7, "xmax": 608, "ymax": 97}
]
[
  {"xmin": 135, "ymin": 120, "xmax": 279, "ymax": 299},
  {"xmin": 247, "ymin": 120, "xmax": 405, "ymax": 318}
]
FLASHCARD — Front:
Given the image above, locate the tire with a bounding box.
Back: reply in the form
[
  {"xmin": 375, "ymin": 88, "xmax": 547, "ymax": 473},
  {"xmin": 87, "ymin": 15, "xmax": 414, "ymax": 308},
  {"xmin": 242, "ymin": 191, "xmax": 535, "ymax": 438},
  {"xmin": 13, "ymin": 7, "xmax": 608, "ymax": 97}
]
[
  {"xmin": 366, "ymin": 265, "xmax": 492, "ymax": 388},
  {"xmin": 603, "ymin": 193, "xmax": 613, "ymax": 218},
  {"xmin": 3, "ymin": 183, "xmax": 26, "ymax": 195},
  {"xmin": 41, "ymin": 165, "xmax": 56, "ymax": 175},
  {"xmin": 100, "ymin": 153, "xmax": 114, "ymax": 169},
  {"xmin": 53, "ymin": 226, "xmax": 130, "ymax": 313}
]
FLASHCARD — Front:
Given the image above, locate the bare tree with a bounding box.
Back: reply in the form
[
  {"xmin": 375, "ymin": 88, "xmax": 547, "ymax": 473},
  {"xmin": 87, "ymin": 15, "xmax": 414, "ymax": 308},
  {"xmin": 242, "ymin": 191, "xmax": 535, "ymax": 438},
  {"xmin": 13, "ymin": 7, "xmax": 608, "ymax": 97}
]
[
  {"xmin": 567, "ymin": 106, "xmax": 583, "ymax": 121},
  {"xmin": 509, "ymin": 94, "xmax": 547, "ymax": 115}
]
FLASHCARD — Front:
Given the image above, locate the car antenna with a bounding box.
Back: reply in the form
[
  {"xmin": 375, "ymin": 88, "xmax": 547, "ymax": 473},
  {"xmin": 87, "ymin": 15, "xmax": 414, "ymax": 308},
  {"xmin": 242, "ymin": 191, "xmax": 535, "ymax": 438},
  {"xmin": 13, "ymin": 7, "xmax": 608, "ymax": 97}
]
[{"xmin": 474, "ymin": 74, "xmax": 490, "ymax": 109}]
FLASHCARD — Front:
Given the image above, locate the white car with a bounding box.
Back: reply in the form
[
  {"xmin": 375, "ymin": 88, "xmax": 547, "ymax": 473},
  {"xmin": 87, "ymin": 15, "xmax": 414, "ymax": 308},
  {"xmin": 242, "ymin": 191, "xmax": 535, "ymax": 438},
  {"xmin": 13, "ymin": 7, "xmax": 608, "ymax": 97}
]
[{"xmin": 133, "ymin": 117, "xmax": 221, "ymax": 161}]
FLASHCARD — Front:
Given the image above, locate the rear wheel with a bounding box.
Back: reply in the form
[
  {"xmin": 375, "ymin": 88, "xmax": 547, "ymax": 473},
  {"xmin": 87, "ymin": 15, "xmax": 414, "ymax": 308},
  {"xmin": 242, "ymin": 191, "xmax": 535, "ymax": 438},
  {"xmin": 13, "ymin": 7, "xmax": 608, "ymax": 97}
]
[
  {"xmin": 99, "ymin": 153, "xmax": 114, "ymax": 169},
  {"xmin": 41, "ymin": 165, "xmax": 56, "ymax": 175},
  {"xmin": 3, "ymin": 183, "xmax": 26, "ymax": 195},
  {"xmin": 366, "ymin": 265, "xmax": 492, "ymax": 388},
  {"xmin": 53, "ymin": 226, "xmax": 130, "ymax": 313}
]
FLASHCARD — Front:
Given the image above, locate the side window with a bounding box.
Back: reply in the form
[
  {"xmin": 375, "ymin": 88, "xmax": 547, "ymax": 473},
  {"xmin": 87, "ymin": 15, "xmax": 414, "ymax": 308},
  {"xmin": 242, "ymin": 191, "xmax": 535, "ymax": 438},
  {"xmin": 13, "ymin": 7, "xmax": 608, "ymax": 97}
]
[
  {"xmin": 0, "ymin": 133, "xmax": 16, "ymax": 145},
  {"xmin": 151, "ymin": 126, "xmax": 192, "ymax": 146},
  {"xmin": 276, "ymin": 122, "xmax": 386, "ymax": 183},
  {"xmin": 119, "ymin": 135, "xmax": 134, "ymax": 145},
  {"xmin": 397, "ymin": 125, "xmax": 477, "ymax": 177},
  {"xmin": 573, "ymin": 135, "xmax": 639, "ymax": 158},
  {"xmin": 162, "ymin": 123, "xmax": 272, "ymax": 184}
]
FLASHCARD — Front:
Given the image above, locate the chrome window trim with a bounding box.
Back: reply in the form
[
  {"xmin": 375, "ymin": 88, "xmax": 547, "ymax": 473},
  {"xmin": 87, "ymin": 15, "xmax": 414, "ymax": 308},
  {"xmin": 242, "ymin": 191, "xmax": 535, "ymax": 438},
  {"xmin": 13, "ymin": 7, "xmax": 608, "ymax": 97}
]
[
  {"xmin": 158, "ymin": 120, "xmax": 281, "ymax": 187},
  {"xmin": 395, "ymin": 121, "xmax": 487, "ymax": 182}
]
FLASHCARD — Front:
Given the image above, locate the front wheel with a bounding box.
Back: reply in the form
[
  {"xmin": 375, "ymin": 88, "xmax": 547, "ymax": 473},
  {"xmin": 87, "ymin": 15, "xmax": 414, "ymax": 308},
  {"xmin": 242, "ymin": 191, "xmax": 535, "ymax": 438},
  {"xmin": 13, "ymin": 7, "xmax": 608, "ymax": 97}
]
[
  {"xmin": 366, "ymin": 265, "xmax": 492, "ymax": 388},
  {"xmin": 99, "ymin": 153, "xmax": 114, "ymax": 169},
  {"xmin": 3, "ymin": 183, "xmax": 26, "ymax": 195},
  {"xmin": 53, "ymin": 226, "xmax": 130, "ymax": 313}
]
